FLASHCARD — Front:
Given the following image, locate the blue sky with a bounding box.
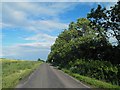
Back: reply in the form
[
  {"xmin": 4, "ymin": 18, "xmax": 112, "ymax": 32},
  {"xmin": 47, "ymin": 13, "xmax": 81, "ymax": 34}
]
[{"xmin": 1, "ymin": 2, "xmax": 116, "ymax": 61}]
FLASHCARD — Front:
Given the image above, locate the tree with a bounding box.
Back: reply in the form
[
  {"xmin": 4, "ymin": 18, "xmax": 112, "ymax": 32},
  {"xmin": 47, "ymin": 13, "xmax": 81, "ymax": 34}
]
[
  {"xmin": 87, "ymin": 1, "xmax": 120, "ymax": 46},
  {"xmin": 47, "ymin": 2, "xmax": 120, "ymax": 66},
  {"xmin": 47, "ymin": 18, "xmax": 101, "ymax": 66},
  {"xmin": 87, "ymin": 2, "xmax": 120, "ymax": 64},
  {"xmin": 38, "ymin": 58, "xmax": 41, "ymax": 61}
]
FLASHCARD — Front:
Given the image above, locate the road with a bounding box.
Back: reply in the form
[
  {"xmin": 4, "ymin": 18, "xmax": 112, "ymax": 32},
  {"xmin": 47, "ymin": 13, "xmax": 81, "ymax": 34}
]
[{"xmin": 16, "ymin": 63, "xmax": 90, "ymax": 88}]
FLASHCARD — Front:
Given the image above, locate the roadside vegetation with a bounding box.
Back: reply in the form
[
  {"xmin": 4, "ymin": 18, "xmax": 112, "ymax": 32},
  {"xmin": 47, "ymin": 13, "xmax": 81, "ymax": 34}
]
[
  {"xmin": 66, "ymin": 59, "xmax": 120, "ymax": 86},
  {"xmin": 1, "ymin": 58, "xmax": 42, "ymax": 88},
  {"xmin": 47, "ymin": 1, "xmax": 120, "ymax": 89},
  {"xmin": 62, "ymin": 69, "xmax": 120, "ymax": 89}
]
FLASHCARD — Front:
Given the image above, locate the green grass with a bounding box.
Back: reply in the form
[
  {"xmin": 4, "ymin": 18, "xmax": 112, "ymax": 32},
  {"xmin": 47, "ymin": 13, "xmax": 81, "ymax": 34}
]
[
  {"xmin": 62, "ymin": 69, "xmax": 120, "ymax": 90},
  {"xmin": 1, "ymin": 58, "xmax": 42, "ymax": 88}
]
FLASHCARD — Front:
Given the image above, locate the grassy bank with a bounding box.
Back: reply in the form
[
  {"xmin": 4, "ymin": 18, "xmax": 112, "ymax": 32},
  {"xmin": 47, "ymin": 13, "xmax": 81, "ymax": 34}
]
[
  {"xmin": 68, "ymin": 59, "xmax": 120, "ymax": 85},
  {"xmin": 62, "ymin": 69, "xmax": 120, "ymax": 90},
  {"xmin": 1, "ymin": 58, "xmax": 42, "ymax": 88}
]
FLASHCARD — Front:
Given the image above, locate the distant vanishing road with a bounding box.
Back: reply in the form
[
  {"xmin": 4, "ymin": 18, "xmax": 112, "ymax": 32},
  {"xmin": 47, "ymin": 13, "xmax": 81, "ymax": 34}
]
[{"xmin": 16, "ymin": 63, "xmax": 90, "ymax": 88}]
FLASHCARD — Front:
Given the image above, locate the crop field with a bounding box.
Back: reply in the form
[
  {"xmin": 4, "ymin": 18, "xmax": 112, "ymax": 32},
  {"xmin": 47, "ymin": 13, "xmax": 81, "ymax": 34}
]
[{"xmin": 1, "ymin": 58, "xmax": 42, "ymax": 88}]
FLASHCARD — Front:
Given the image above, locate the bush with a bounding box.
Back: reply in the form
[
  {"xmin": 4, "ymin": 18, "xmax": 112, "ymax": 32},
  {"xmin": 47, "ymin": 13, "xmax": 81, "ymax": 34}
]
[{"xmin": 70, "ymin": 59, "xmax": 120, "ymax": 85}]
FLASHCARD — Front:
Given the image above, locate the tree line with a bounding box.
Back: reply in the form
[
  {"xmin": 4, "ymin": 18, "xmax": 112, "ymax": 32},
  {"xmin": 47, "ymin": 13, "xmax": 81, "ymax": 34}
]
[
  {"xmin": 47, "ymin": 2, "xmax": 120, "ymax": 85},
  {"xmin": 47, "ymin": 1, "xmax": 120, "ymax": 65}
]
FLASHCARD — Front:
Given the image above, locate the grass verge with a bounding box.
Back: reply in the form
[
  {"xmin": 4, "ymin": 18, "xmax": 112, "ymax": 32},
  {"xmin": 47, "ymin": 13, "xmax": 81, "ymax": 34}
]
[
  {"xmin": 2, "ymin": 59, "xmax": 42, "ymax": 88},
  {"xmin": 62, "ymin": 69, "xmax": 120, "ymax": 90}
]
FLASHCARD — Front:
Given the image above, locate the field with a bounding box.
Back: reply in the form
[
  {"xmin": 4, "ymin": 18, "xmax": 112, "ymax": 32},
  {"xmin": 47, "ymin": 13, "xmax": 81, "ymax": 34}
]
[{"xmin": 1, "ymin": 58, "xmax": 42, "ymax": 88}]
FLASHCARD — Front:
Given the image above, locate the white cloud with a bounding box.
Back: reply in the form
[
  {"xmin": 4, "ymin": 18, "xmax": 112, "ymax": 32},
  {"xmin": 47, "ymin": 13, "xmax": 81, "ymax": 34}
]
[
  {"xmin": 2, "ymin": 4, "xmax": 29, "ymax": 27},
  {"xmin": 30, "ymin": 20, "xmax": 68, "ymax": 32},
  {"xmin": 2, "ymin": 33, "xmax": 57, "ymax": 60},
  {"xmin": 2, "ymin": 44, "xmax": 50, "ymax": 60},
  {"xmin": 2, "ymin": 2, "xmax": 74, "ymax": 60},
  {"xmin": 25, "ymin": 33, "xmax": 57, "ymax": 43},
  {"xmin": 17, "ymin": 42, "xmax": 51, "ymax": 49},
  {"xmin": 0, "ymin": 22, "xmax": 13, "ymax": 28},
  {"xmin": 6, "ymin": 2, "xmax": 57, "ymax": 16},
  {"xmin": 2, "ymin": 2, "xmax": 77, "ymax": 21},
  {"xmin": 22, "ymin": 33, "xmax": 57, "ymax": 50},
  {"xmin": 2, "ymin": 2, "xmax": 70, "ymax": 32}
]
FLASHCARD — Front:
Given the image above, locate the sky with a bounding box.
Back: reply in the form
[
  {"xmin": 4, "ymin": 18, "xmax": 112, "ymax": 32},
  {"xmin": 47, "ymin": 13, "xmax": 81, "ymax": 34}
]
[{"xmin": 1, "ymin": 1, "xmax": 117, "ymax": 61}]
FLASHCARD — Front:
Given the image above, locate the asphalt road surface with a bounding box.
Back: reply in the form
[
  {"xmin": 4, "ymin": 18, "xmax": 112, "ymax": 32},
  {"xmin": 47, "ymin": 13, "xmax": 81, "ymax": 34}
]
[{"xmin": 16, "ymin": 63, "xmax": 90, "ymax": 88}]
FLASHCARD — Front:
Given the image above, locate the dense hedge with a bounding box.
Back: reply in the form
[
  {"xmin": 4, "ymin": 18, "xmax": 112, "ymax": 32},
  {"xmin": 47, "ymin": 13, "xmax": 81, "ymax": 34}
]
[{"xmin": 69, "ymin": 59, "xmax": 120, "ymax": 85}]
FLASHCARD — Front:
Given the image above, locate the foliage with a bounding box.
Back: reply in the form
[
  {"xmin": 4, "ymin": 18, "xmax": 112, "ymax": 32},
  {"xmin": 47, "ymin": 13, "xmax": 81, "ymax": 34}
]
[
  {"xmin": 87, "ymin": 1, "xmax": 120, "ymax": 46},
  {"xmin": 69, "ymin": 59, "xmax": 120, "ymax": 85},
  {"xmin": 2, "ymin": 59, "xmax": 42, "ymax": 88},
  {"xmin": 48, "ymin": 17, "xmax": 120, "ymax": 65},
  {"xmin": 62, "ymin": 69, "xmax": 120, "ymax": 89},
  {"xmin": 38, "ymin": 58, "xmax": 41, "ymax": 61}
]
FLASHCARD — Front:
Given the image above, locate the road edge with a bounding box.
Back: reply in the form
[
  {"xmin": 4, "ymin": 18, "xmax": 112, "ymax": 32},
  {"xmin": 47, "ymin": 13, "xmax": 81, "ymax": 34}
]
[{"xmin": 57, "ymin": 68, "xmax": 90, "ymax": 88}]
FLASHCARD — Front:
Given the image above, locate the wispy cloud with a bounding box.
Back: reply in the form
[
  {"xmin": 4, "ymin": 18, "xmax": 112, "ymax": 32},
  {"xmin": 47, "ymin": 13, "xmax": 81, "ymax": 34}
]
[
  {"xmin": 3, "ymin": 44, "xmax": 50, "ymax": 60},
  {"xmin": 2, "ymin": 2, "xmax": 74, "ymax": 60},
  {"xmin": 27, "ymin": 20, "xmax": 68, "ymax": 32},
  {"xmin": 2, "ymin": 2, "xmax": 71, "ymax": 32},
  {"xmin": 2, "ymin": 33, "xmax": 56, "ymax": 59},
  {"xmin": 25, "ymin": 33, "xmax": 57, "ymax": 43}
]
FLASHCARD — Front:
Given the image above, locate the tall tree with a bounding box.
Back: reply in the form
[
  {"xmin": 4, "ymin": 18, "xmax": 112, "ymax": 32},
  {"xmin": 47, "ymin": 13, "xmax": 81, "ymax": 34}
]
[{"xmin": 87, "ymin": 1, "xmax": 120, "ymax": 46}]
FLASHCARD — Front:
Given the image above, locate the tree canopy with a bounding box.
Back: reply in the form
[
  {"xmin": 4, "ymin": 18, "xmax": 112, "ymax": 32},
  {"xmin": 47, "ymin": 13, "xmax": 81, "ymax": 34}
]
[
  {"xmin": 87, "ymin": 1, "xmax": 120, "ymax": 46},
  {"xmin": 47, "ymin": 2, "xmax": 120, "ymax": 66}
]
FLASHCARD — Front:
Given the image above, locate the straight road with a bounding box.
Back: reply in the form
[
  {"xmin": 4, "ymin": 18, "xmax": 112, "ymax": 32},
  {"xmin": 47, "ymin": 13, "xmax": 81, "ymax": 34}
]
[{"xmin": 16, "ymin": 63, "xmax": 90, "ymax": 88}]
